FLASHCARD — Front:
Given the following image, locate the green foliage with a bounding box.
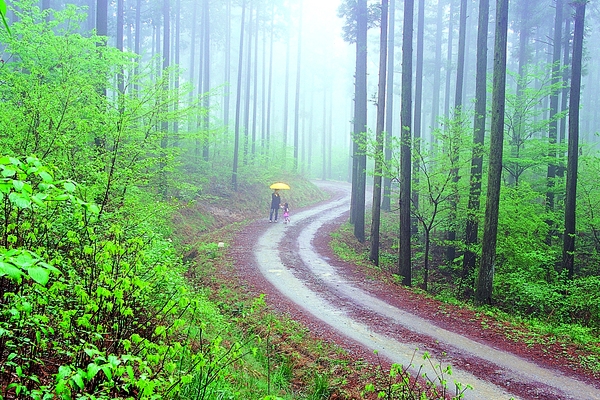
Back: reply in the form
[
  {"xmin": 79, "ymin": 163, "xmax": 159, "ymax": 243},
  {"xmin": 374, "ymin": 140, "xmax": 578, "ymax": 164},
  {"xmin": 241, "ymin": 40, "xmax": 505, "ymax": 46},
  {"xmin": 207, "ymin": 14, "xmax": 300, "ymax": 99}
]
[
  {"xmin": 495, "ymin": 183, "xmax": 555, "ymax": 275},
  {"xmin": 0, "ymin": 0, "xmax": 198, "ymax": 211},
  {"xmin": 503, "ymin": 62, "xmax": 567, "ymax": 185},
  {"xmin": 363, "ymin": 350, "xmax": 472, "ymax": 399},
  {"xmin": 0, "ymin": 156, "xmax": 260, "ymax": 399}
]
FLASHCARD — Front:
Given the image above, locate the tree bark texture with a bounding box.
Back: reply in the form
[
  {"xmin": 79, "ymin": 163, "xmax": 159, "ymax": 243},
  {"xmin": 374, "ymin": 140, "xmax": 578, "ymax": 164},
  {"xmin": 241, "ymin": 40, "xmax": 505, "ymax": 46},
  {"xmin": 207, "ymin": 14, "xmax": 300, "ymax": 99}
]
[
  {"xmin": 475, "ymin": 0, "xmax": 508, "ymax": 306},
  {"xmin": 370, "ymin": 0, "xmax": 388, "ymax": 266},
  {"xmin": 399, "ymin": 0, "xmax": 414, "ymax": 286},
  {"xmin": 463, "ymin": 0, "xmax": 489, "ymax": 282},
  {"xmin": 562, "ymin": 0, "xmax": 586, "ymax": 280}
]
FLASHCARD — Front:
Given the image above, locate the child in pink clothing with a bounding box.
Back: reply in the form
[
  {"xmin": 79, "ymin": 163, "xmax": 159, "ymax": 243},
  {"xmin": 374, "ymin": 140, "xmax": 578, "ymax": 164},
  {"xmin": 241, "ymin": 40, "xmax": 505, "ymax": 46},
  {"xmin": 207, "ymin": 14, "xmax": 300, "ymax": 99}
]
[{"xmin": 282, "ymin": 202, "xmax": 290, "ymax": 224}]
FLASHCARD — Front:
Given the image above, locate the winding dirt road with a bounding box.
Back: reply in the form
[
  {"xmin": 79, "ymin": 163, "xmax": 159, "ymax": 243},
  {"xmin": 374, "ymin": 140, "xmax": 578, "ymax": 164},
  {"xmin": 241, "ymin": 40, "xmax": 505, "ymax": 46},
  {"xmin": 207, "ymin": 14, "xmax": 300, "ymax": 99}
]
[{"xmin": 237, "ymin": 181, "xmax": 600, "ymax": 399}]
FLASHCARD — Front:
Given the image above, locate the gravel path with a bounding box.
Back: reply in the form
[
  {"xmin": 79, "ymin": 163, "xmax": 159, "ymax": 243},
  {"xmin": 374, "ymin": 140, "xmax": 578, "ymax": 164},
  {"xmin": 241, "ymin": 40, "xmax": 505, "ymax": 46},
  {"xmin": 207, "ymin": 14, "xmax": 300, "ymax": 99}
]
[{"xmin": 240, "ymin": 180, "xmax": 600, "ymax": 400}]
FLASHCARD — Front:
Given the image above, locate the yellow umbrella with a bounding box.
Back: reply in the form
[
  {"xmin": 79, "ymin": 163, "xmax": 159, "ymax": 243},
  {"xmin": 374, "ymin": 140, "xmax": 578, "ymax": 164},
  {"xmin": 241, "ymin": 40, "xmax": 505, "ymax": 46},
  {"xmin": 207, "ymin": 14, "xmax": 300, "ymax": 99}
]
[{"xmin": 270, "ymin": 182, "xmax": 290, "ymax": 190}]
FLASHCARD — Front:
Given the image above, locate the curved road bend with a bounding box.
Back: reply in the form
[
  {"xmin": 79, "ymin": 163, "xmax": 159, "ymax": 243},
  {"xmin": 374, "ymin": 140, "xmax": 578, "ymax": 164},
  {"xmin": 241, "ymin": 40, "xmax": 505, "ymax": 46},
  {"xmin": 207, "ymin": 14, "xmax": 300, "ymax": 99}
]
[{"xmin": 253, "ymin": 181, "xmax": 600, "ymax": 400}]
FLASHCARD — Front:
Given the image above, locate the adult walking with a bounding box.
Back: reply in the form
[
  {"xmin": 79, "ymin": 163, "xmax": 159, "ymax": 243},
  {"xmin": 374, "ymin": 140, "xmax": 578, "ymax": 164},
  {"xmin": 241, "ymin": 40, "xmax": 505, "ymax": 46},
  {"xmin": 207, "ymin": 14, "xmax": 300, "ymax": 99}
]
[{"xmin": 269, "ymin": 189, "xmax": 281, "ymax": 222}]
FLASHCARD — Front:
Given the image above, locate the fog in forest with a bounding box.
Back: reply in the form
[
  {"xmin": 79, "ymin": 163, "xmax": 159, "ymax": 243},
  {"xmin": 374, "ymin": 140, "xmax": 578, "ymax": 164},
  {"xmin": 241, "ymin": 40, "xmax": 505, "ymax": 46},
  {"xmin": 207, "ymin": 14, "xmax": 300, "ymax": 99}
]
[{"xmin": 19, "ymin": 0, "xmax": 598, "ymax": 184}]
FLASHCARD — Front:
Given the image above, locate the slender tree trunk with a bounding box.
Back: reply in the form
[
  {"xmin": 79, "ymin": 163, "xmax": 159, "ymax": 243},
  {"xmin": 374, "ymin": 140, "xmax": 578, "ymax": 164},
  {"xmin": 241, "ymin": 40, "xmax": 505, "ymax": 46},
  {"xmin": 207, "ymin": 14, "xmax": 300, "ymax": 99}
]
[
  {"xmin": 251, "ymin": 2, "xmax": 260, "ymax": 158},
  {"xmin": 293, "ymin": 2, "xmax": 303, "ymax": 171},
  {"xmin": 370, "ymin": 0, "xmax": 389, "ymax": 266},
  {"xmin": 351, "ymin": 0, "xmax": 368, "ymax": 243},
  {"xmin": 116, "ymin": 0, "xmax": 124, "ymax": 94},
  {"xmin": 412, "ymin": 0, "xmax": 424, "ymax": 235},
  {"xmin": 399, "ymin": 0, "xmax": 414, "ymax": 286},
  {"xmin": 328, "ymin": 95, "xmax": 333, "ymax": 178},
  {"xmin": 546, "ymin": 0, "xmax": 563, "ymax": 222},
  {"xmin": 283, "ymin": 23, "xmax": 291, "ymax": 152},
  {"xmin": 558, "ymin": 17, "xmax": 571, "ymax": 174},
  {"xmin": 202, "ymin": 0, "xmax": 210, "ymax": 160},
  {"xmin": 308, "ymin": 89, "xmax": 314, "ymax": 175},
  {"xmin": 261, "ymin": 5, "xmax": 267, "ymax": 153},
  {"xmin": 243, "ymin": 3, "xmax": 254, "ymax": 164},
  {"xmin": 224, "ymin": 0, "xmax": 231, "ymax": 131},
  {"xmin": 430, "ymin": 0, "xmax": 443, "ymax": 134},
  {"xmin": 188, "ymin": 1, "xmax": 197, "ymax": 125},
  {"xmin": 134, "ymin": 0, "xmax": 141, "ymax": 94},
  {"xmin": 322, "ymin": 90, "xmax": 327, "ymax": 180},
  {"xmin": 462, "ymin": 0, "xmax": 489, "ymax": 287},
  {"xmin": 232, "ymin": 0, "xmax": 247, "ymax": 191},
  {"xmin": 160, "ymin": 0, "xmax": 170, "ymax": 198},
  {"xmin": 562, "ymin": 0, "xmax": 586, "ymax": 280},
  {"xmin": 444, "ymin": 0, "xmax": 454, "ymax": 119},
  {"xmin": 95, "ymin": 0, "xmax": 108, "ymax": 148},
  {"xmin": 475, "ymin": 0, "xmax": 509, "ymax": 306},
  {"xmin": 382, "ymin": 0, "xmax": 396, "ymax": 212},
  {"xmin": 266, "ymin": 4, "xmax": 275, "ymax": 153},
  {"xmin": 172, "ymin": 0, "xmax": 180, "ymax": 143},
  {"xmin": 447, "ymin": 0, "xmax": 467, "ymax": 262}
]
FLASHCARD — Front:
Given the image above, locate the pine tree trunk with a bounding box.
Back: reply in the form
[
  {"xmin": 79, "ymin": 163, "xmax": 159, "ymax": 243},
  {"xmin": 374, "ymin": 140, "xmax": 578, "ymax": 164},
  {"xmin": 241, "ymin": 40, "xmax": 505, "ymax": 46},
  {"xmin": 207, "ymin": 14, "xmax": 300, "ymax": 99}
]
[
  {"xmin": 430, "ymin": 0, "xmax": 443, "ymax": 134},
  {"xmin": 266, "ymin": 4, "xmax": 275, "ymax": 153},
  {"xmin": 116, "ymin": 0, "xmax": 124, "ymax": 93},
  {"xmin": 202, "ymin": 0, "xmax": 210, "ymax": 161},
  {"xmin": 243, "ymin": 4, "xmax": 253, "ymax": 164},
  {"xmin": 412, "ymin": 0, "xmax": 424, "ymax": 237},
  {"xmin": 370, "ymin": 0, "xmax": 388, "ymax": 266},
  {"xmin": 475, "ymin": 0, "xmax": 509, "ymax": 306},
  {"xmin": 399, "ymin": 0, "xmax": 414, "ymax": 286},
  {"xmin": 562, "ymin": 1, "xmax": 586, "ymax": 280},
  {"xmin": 232, "ymin": 0, "xmax": 247, "ymax": 191},
  {"xmin": 447, "ymin": 0, "xmax": 467, "ymax": 263},
  {"xmin": 444, "ymin": 0, "xmax": 454, "ymax": 120},
  {"xmin": 462, "ymin": 0, "xmax": 489, "ymax": 289},
  {"xmin": 352, "ymin": 0, "xmax": 368, "ymax": 243},
  {"xmin": 293, "ymin": 3, "xmax": 303, "ymax": 172},
  {"xmin": 382, "ymin": 0, "xmax": 395, "ymax": 212},
  {"xmin": 545, "ymin": 0, "xmax": 563, "ymax": 228}
]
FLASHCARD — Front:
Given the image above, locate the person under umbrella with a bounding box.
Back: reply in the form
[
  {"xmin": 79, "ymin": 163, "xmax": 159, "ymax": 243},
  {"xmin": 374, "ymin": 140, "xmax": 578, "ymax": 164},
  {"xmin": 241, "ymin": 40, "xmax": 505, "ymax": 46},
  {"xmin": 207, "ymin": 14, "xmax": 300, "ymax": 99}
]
[{"xmin": 269, "ymin": 189, "xmax": 281, "ymax": 222}]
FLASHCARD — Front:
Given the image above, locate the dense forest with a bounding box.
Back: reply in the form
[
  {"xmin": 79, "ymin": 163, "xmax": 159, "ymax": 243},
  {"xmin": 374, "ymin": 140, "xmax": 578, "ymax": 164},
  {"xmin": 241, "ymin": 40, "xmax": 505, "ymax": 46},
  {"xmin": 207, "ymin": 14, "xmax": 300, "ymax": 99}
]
[{"xmin": 0, "ymin": 0, "xmax": 599, "ymax": 398}]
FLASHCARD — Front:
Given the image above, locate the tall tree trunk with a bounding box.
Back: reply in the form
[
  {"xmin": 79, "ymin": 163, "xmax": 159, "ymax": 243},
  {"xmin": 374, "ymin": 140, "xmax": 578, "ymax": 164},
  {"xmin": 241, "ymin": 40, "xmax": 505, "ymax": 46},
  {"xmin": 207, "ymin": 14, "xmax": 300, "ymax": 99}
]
[
  {"xmin": 412, "ymin": 0, "xmax": 424, "ymax": 235},
  {"xmin": 173, "ymin": 0, "xmax": 180, "ymax": 142},
  {"xmin": 322, "ymin": 90, "xmax": 327, "ymax": 180},
  {"xmin": 446, "ymin": 0, "xmax": 467, "ymax": 262},
  {"xmin": 327, "ymin": 95, "xmax": 333, "ymax": 178},
  {"xmin": 475, "ymin": 0, "xmax": 509, "ymax": 306},
  {"xmin": 444, "ymin": 0, "xmax": 454, "ymax": 120},
  {"xmin": 293, "ymin": 2, "xmax": 303, "ymax": 172},
  {"xmin": 160, "ymin": 0, "xmax": 170, "ymax": 198},
  {"xmin": 370, "ymin": 0, "xmax": 389, "ymax": 266},
  {"xmin": 562, "ymin": 0, "xmax": 586, "ymax": 280},
  {"xmin": 545, "ymin": 0, "xmax": 563, "ymax": 226},
  {"xmin": 430, "ymin": 0, "xmax": 443, "ymax": 134},
  {"xmin": 261, "ymin": 4, "xmax": 267, "ymax": 153},
  {"xmin": 351, "ymin": 0, "xmax": 368, "ymax": 243},
  {"xmin": 95, "ymin": 0, "xmax": 108, "ymax": 148},
  {"xmin": 462, "ymin": 0, "xmax": 489, "ymax": 288},
  {"xmin": 232, "ymin": 0, "xmax": 247, "ymax": 191},
  {"xmin": 116, "ymin": 0, "xmax": 124, "ymax": 94},
  {"xmin": 382, "ymin": 0, "xmax": 396, "ymax": 212},
  {"xmin": 224, "ymin": 0, "xmax": 231, "ymax": 131},
  {"xmin": 243, "ymin": 3, "xmax": 253, "ymax": 164},
  {"xmin": 399, "ymin": 0, "xmax": 414, "ymax": 286},
  {"xmin": 266, "ymin": 4, "xmax": 275, "ymax": 153},
  {"xmin": 558, "ymin": 16, "xmax": 570, "ymax": 175},
  {"xmin": 134, "ymin": 0, "xmax": 141, "ymax": 94},
  {"xmin": 283, "ymin": 23, "xmax": 291, "ymax": 152},
  {"xmin": 188, "ymin": 0, "xmax": 197, "ymax": 126},
  {"xmin": 251, "ymin": 0, "xmax": 260, "ymax": 158},
  {"xmin": 202, "ymin": 0, "xmax": 210, "ymax": 160}
]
